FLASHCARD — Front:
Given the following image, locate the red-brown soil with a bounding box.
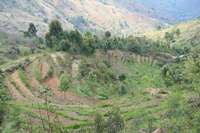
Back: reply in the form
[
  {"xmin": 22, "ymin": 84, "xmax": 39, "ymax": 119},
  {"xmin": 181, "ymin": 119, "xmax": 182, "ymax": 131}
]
[
  {"xmin": 45, "ymin": 77, "xmax": 114, "ymax": 105},
  {"xmin": 5, "ymin": 78, "xmax": 31, "ymax": 103},
  {"xmin": 29, "ymin": 77, "xmax": 42, "ymax": 91},
  {"xmin": 10, "ymin": 71, "xmax": 45, "ymax": 103}
]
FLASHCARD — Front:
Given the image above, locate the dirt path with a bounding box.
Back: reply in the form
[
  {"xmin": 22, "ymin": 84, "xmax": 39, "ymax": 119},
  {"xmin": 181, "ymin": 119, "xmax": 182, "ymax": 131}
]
[
  {"xmin": 5, "ymin": 78, "xmax": 31, "ymax": 103},
  {"xmin": 11, "ymin": 71, "xmax": 45, "ymax": 103},
  {"xmin": 45, "ymin": 77, "xmax": 114, "ymax": 105}
]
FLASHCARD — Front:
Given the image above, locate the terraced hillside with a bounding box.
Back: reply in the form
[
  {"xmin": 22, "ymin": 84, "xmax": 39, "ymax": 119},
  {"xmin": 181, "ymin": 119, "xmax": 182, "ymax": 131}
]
[
  {"xmin": 0, "ymin": 50, "xmax": 167, "ymax": 132},
  {"xmin": 1, "ymin": 18, "xmax": 200, "ymax": 132}
]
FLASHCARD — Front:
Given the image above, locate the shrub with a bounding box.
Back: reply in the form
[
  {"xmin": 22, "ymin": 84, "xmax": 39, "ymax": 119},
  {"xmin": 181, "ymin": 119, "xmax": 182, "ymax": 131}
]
[
  {"xmin": 118, "ymin": 84, "xmax": 127, "ymax": 95},
  {"xmin": 56, "ymin": 55, "xmax": 64, "ymax": 66},
  {"xmin": 119, "ymin": 73, "xmax": 126, "ymax": 81},
  {"xmin": 76, "ymin": 73, "xmax": 82, "ymax": 80}
]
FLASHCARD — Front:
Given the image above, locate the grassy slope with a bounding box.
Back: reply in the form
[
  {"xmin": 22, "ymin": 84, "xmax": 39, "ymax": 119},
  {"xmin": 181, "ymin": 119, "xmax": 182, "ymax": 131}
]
[{"xmin": 140, "ymin": 19, "xmax": 200, "ymax": 47}]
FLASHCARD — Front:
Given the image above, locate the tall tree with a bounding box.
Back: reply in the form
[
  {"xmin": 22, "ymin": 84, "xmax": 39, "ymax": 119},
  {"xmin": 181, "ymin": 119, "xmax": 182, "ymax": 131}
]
[
  {"xmin": 83, "ymin": 38, "xmax": 95, "ymax": 56},
  {"xmin": 45, "ymin": 19, "xmax": 63, "ymax": 48},
  {"xmin": 49, "ymin": 19, "xmax": 63, "ymax": 37},
  {"xmin": 45, "ymin": 32, "xmax": 53, "ymax": 48},
  {"xmin": 28, "ymin": 22, "xmax": 37, "ymax": 37}
]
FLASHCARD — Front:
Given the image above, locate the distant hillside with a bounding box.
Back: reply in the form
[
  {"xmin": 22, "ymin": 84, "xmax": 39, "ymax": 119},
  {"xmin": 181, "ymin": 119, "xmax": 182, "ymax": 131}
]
[
  {"xmin": 0, "ymin": 0, "xmax": 175, "ymax": 36},
  {"xmin": 138, "ymin": 0, "xmax": 200, "ymax": 21}
]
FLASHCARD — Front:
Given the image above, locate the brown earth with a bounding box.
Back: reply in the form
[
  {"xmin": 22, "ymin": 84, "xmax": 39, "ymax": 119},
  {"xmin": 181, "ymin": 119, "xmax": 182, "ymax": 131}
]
[
  {"xmin": 45, "ymin": 77, "xmax": 114, "ymax": 105},
  {"xmin": 10, "ymin": 71, "xmax": 45, "ymax": 103},
  {"xmin": 5, "ymin": 78, "xmax": 31, "ymax": 103},
  {"xmin": 39, "ymin": 60, "xmax": 50, "ymax": 79},
  {"xmin": 29, "ymin": 77, "xmax": 42, "ymax": 91}
]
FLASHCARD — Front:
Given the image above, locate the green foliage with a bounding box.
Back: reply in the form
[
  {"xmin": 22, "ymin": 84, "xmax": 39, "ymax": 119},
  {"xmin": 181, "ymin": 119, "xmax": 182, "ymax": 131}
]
[
  {"xmin": 118, "ymin": 84, "xmax": 127, "ymax": 95},
  {"xmin": 84, "ymin": 31, "xmax": 92, "ymax": 37},
  {"xmin": 164, "ymin": 32, "xmax": 174, "ymax": 44},
  {"xmin": 184, "ymin": 54, "xmax": 200, "ymax": 98},
  {"xmin": 106, "ymin": 107, "xmax": 124, "ymax": 132},
  {"xmin": 164, "ymin": 71, "xmax": 174, "ymax": 87},
  {"xmin": 28, "ymin": 22, "xmax": 37, "ymax": 37},
  {"xmin": 79, "ymin": 87, "xmax": 92, "ymax": 97},
  {"xmin": 103, "ymin": 58, "xmax": 111, "ymax": 68},
  {"xmin": 127, "ymin": 36, "xmax": 139, "ymax": 52},
  {"xmin": 57, "ymin": 40, "xmax": 71, "ymax": 52},
  {"xmin": 119, "ymin": 73, "xmax": 126, "ymax": 81},
  {"xmin": 194, "ymin": 31, "xmax": 200, "ymax": 38},
  {"xmin": 176, "ymin": 28, "xmax": 181, "ymax": 36},
  {"xmin": 45, "ymin": 19, "xmax": 63, "ymax": 48},
  {"xmin": 34, "ymin": 61, "xmax": 42, "ymax": 84},
  {"xmin": 49, "ymin": 19, "xmax": 63, "ymax": 37},
  {"xmin": 24, "ymin": 51, "xmax": 29, "ymax": 56},
  {"xmin": 56, "ymin": 55, "xmax": 64, "ymax": 66},
  {"xmin": 93, "ymin": 107, "xmax": 124, "ymax": 133},
  {"xmin": 94, "ymin": 112, "xmax": 105, "ymax": 133},
  {"xmin": 59, "ymin": 74, "xmax": 70, "ymax": 99},
  {"xmin": 105, "ymin": 31, "xmax": 111, "ymax": 38},
  {"xmin": 157, "ymin": 25, "xmax": 161, "ymax": 30},
  {"xmin": 18, "ymin": 70, "xmax": 32, "ymax": 91},
  {"xmin": 86, "ymin": 71, "xmax": 97, "ymax": 94},
  {"xmin": 0, "ymin": 78, "xmax": 9, "ymax": 126},
  {"xmin": 76, "ymin": 73, "xmax": 82, "ymax": 80},
  {"xmin": 83, "ymin": 38, "xmax": 95, "ymax": 56},
  {"xmin": 140, "ymin": 75, "xmax": 150, "ymax": 88}
]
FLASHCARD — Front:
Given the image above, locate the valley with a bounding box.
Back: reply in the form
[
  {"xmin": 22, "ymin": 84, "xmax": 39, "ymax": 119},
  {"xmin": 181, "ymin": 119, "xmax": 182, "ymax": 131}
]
[{"xmin": 0, "ymin": 0, "xmax": 200, "ymax": 132}]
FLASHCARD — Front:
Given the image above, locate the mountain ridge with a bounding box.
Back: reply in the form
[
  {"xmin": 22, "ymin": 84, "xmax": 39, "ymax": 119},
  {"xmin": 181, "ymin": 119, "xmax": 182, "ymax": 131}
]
[{"xmin": 0, "ymin": 0, "xmax": 174, "ymax": 36}]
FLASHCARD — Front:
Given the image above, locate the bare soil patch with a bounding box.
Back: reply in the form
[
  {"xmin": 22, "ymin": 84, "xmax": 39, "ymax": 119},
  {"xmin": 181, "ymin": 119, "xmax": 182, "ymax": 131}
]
[
  {"xmin": 29, "ymin": 77, "xmax": 42, "ymax": 91},
  {"xmin": 11, "ymin": 71, "xmax": 45, "ymax": 103},
  {"xmin": 39, "ymin": 60, "xmax": 50, "ymax": 79},
  {"xmin": 45, "ymin": 77, "xmax": 114, "ymax": 105},
  {"xmin": 5, "ymin": 78, "xmax": 31, "ymax": 103}
]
